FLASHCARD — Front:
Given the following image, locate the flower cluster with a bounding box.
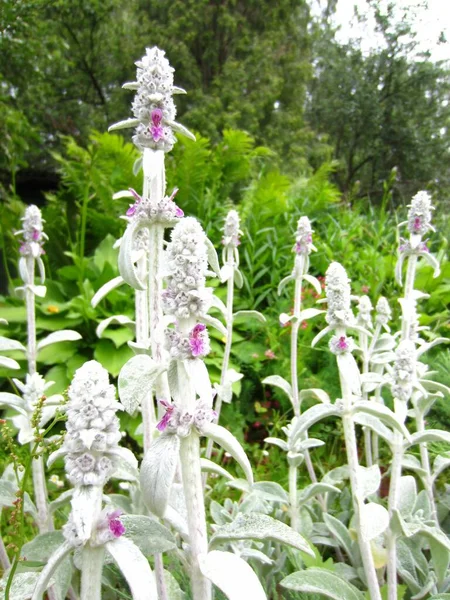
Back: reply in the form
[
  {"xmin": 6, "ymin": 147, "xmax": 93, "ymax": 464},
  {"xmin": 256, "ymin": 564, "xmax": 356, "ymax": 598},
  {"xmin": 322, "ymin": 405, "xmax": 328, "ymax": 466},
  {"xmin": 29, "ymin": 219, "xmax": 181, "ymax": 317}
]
[
  {"xmin": 131, "ymin": 47, "xmax": 177, "ymax": 152},
  {"xmin": 162, "ymin": 217, "xmax": 212, "ymax": 320},
  {"xmin": 407, "ymin": 191, "xmax": 434, "ymax": 237},
  {"xmin": 165, "ymin": 323, "xmax": 210, "ymax": 360},
  {"xmin": 222, "ymin": 210, "xmax": 241, "ymax": 248},
  {"xmin": 156, "ymin": 399, "xmax": 216, "ymax": 436},
  {"xmin": 124, "ymin": 187, "xmax": 184, "ymax": 225},
  {"xmin": 391, "ymin": 340, "xmax": 416, "ymax": 403},
  {"xmin": 63, "ymin": 508, "xmax": 126, "ymax": 548},
  {"xmin": 375, "ymin": 297, "xmax": 392, "ymax": 328},
  {"xmin": 356, "ymin": 295, "xmax": 373, "ymax": 329},
  {"xmin": 62, "ymin": 361, "xmax": 122, "ymax": 486},
  {"xmin": 325, "ymin": 262, "xmax": 355, "ymax": 328},
  {"xmin": 294, "ymin": 217, "xmax": 315, "ymax": 256},
  {"xmin": 329, "ymin": 334, "xmax": 355, "ymax": 355},
  {"xmin": 15, "ymin": 205, "xmax": 47, "ymax": 258}
]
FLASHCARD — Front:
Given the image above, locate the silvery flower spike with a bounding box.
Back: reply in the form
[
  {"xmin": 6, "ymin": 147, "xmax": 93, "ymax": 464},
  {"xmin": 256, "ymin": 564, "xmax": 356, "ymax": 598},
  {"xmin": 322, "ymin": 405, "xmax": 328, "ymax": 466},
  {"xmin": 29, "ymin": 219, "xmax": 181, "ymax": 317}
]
[
  {"xmin": 34, "ymin": 361, "xmax": 157, "ymax": 600},
  {"xmin": 109, "ymin": 47, "xmax": 194, "ymax": 151}
]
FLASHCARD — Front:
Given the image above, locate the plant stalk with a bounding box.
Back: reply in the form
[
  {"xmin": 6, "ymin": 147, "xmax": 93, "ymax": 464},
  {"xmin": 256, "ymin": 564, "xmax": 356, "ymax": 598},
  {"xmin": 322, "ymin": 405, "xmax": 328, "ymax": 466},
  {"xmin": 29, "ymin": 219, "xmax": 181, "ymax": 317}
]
[{"xmin": 289, "ymin": 463, "xmax": 299, "ymax": 531}]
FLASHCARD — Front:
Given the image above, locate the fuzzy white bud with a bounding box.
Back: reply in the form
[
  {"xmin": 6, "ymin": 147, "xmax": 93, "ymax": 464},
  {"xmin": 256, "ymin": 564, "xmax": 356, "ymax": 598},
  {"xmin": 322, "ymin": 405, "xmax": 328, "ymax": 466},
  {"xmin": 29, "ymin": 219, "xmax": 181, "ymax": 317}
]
[
  {"xmin": 63, "ymin": 361, "xmax": 122, "ymax": 487},
  {"xmin": 392, "ymin": 340, "xmax": 416, "ymax": 403},
  {"xmin": 356, "ymin": 295, "xmax": 373, "ymax": 329},
  {"xmin": 294, "ymin": 216, "xmax": 314, "ymax": 256},
  {"xmin": 222, "ymin": 210, "xmax": 241, "ymax": 248},
  {"xmin": 162, "ymin": 217, "xmax": 212, "ymax": 320},
  {"xmin": 16, "ymin": 205, "xmax": 46, "ymax": 258},
  {"xmin": 375, "ymin": 296, "xmax": 392, "ymax": 327},
  {"xmin": 407, "ymin": 191, "xmax": 434, "ymax": 237},
  {"xmin": 325, "ymin": 262, "xmax": 355, "ymax": 328}
]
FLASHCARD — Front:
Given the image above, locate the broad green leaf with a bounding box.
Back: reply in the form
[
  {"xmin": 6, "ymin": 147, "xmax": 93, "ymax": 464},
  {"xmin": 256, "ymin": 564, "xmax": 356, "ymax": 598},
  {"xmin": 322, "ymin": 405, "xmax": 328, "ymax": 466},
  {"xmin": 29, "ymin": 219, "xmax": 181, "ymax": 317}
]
[
  {"xmin": 210, "ymin": 513, "xmax": 313, "ymax": 555},
  {"xmin": 280, "ymin": 567, "xmax": 365, "ymax": 600},
  {"xmin": 37, "ymin": 341, "xmax": 78, "ymax": 366},
  {"xmin": 199, "ymin": 551, "xmax": 267, "ymax": 600},
  {"xmin": 94, "ymin": 339, "xmax": 134, "ymax": 378}
]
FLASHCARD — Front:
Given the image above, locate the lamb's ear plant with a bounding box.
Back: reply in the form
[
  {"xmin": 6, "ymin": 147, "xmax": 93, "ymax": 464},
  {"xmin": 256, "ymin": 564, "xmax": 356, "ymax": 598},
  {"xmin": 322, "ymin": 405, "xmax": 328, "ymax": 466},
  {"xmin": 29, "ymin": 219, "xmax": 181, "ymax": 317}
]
[
  {"xmin": 1, "ymin": 206, "xmax": 81, "ymax": 535},
  {"xmin": 264, "ymin": 217, "xmax": 327, "ymax": 528},
  {"xmin": 385, "ymin": 191, "xmax": 449, "ymax": 600},
  {"xmin": 30, "ymin": 360, "xmax": 159, "ymax": 600}
]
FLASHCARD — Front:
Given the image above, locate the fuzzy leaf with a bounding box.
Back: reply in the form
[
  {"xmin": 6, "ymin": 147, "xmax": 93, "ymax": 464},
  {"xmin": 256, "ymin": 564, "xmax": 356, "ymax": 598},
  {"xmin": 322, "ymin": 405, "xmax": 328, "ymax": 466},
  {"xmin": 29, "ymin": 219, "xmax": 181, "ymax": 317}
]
[
  {"xmin": 210, "ymin": 513, "xmax": 313, "ymax": 555},
  {"xmin": 233, "ymin": 310, "xmax": 266, "ymax": 324},
  {"xmin": 303, "ymin": 273, "xmax": 322, "ymax": 295},
  {"xmin": 299, "ymin": 388, "xmax": 330, "ymax": 404},
  {"xmin": 183, "ymin": 358, "xmax": 212, "ymax": 403},
  {"xmin": 219, "ymin": 264, "xmax": 234, "ymax": 283},
  {"xmin": 397, "ymin": 476, "xmax": 417, "ymax": 517},
  {"xmin": 264, "ymin": 437, "xmax": 288, "ymax": 452},
  {"xmin": 108, "ymin": 118, "xmax": 140, "ymax": 131},
  {"xmin": 323, "ymin": 514, "xmax": 355, "ymax": 561},
  {"xmin": 199, "ymin": 551, "xmax": 267, "ymax": 600},
  {"xmin": 299, "ymin": 308, "xmax": 325, "ymax": 320},
  {"xmin": 30, "ymin": 541, "xmax": 72, "ymax": 600},
  {"xmin": 298, "ymin": 483, "xmax": 341, "ymax": 505},
  {"xmin": 360, "ymin": 502, "xmax": 389, "ymax": 541},
  {"xmin": 118, "ymin": 221, "xmax": 147, "ymax": 290},
  {"xmin": 277, "ymin": 274, "xmax": 293, "ymax": 295},
  {"xmin": 2, "ymin": 572, "xmax": 42, "ymax": 600},
  {"xmin": 353, "ymin": 412, "xmax": 394, "ymax": 447},
  {"xmin": 37, "ymin": 330, "xmax": 81, "ymax": 350},
  {"xmin": 280, "ymin": 568, "xmax": 365, "ymax": 600},
  {"xmin": 0, "ymin": 392, "xmax": 27, "ymax": 416},
  {"xmin": 352, "ymin": 401, "xmax": 411, "ymax": 441},
  {"xmin": 0, "ymin": 356, "xmax": 20, "ymax": 369},
  {"xmin": 120, "ymin": 515, "xmax": 176, "ymax": 555},
  {"xmin": 140, "ymin": 434, "xmax": 180, "ymax": 518},
  {"xmin": 200, "ymin": 458, "xmax": 234, "ymax": 481},
  {"xmin": 91, "ymin": 276, "xmax": 125, "ymax": 308},
  {"xmin": 262, "ymin": 375, "xmax": 293, "ymax": 403},
  {"xmin": 358, "ymin": 465, "xmax": 381, "ymax": 499},
  {"xmin": 204, "ymin": 237, "xmax": 221, "ymax": 277},
  {"xmin": 106, "ymin": 536, "xmax": 158, "ymax": 600},
  {"xmin": 234, "ymin": 268, "xmax": 243, "ymax": 289},
  {"xmin": 201, "ymin": 423, "xmax": 253, "ymax": 486},
  {"xmin": 96, "ymin": 315, "xmax": 134, "ymax": 338},
  {"xmin": 0, "ymin": 336, "xmax": 26, "ymax": 352},
  {"xmin": 407, "ymin": 429, "xmax": 450, "ymax": 446},
  {"xmin": 291, "ymin": 404, "xmax": 342, "ymax": 442},
  {"xmin": 118, "ymin": 354, "xmax": 165, "ymax": 414}
]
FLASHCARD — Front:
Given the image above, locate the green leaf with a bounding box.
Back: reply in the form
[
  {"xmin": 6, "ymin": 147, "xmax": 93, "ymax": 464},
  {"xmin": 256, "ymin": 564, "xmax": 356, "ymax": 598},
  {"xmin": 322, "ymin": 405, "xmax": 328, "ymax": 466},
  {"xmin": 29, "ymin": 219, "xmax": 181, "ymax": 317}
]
[
  {"xmin": 94, "ymin": 339, "xmax": 134, "ymax": 377},
  {"xmin": 37, "ymin": 341, "xmax": 78, "ymax": 365},
  {"xmin": 280, "ymin": 567, "xmax": 365, "ymax": 600},
  {"xmin": 93, "ymin": 234, "xmax": 119, "ymax": 272},
  {"xmin": 210, "ymin": 513, "xmax": 313, "ymax": 555}
]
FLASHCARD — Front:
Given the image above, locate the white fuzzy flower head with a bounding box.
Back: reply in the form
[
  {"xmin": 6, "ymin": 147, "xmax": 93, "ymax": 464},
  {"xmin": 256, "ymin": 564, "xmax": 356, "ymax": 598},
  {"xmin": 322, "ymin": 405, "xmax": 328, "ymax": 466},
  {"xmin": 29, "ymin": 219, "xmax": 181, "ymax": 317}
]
[
  {"xmin": 63, "ymin": 361, "xmax": 122, "ymax": 487},
  {"xmin": 222, "ymin": 210, "xmax": 241, "ymax": 248},
  {"xmin": 132, "ymin": 47, "xmax": 177, "ymax": 152},
  {"xmin": 124, "ymin": 187, "xmax": 184, "ymax": 226},
  {"xmin": 375, "ymin": 297, "xmax": 392, "ymax": 327},
  {"xmin": 325, "ymin": 262, "xmax": 355, "ymax": 328},
  {"xmin": 407, "ymin": 191, "xmax": 434, "ymax": 237},
  {"xmin": 156, "ymin": 399, "xmax": 216, "ymax": 436},
  {"xmin": 13, "ymin": 373, "xmax": 48, "ymax": 412},
  {"xmin": 392, "ymin": 340, "xmax": 416, "ymax": 403},
  {"xmin": 356, "ymin": 295, "xmax": 373, "ymax": 329},
  {"xmin": 16, "ymin": 205, "xmax": 46, "ymax": 258},
  {"xmin": 294, "ymin": 216, "xmax": 314, "ymax": 256},
  {"xmin": 162, "ymin": 217, "xmax": 212, "ymax": 320}
]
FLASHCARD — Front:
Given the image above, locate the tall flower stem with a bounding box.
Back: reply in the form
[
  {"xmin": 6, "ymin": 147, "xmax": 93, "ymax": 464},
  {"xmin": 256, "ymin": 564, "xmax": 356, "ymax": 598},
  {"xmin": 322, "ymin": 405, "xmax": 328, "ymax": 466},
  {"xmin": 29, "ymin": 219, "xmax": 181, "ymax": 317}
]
[
  {"xmin": 339, "ymin": 358, "xmax": 382, "ymax": 600},
  {"xmin": 415, "ymin": 410, "xmax": 437, "ymax": 521},
  {"xmin": 80, "ymin": 488, "xmax": 104, "ymax": 600},
  {"xmin": 180, "ymin": 431, "xmax": 211, "ymax": 600},
  {"xmin": 368, "ymin": 323, "xmax": 382, "ymax": 463},
  {"xmin": 288, "ymin": 463, "xmax": 299, "ymax": 532}
]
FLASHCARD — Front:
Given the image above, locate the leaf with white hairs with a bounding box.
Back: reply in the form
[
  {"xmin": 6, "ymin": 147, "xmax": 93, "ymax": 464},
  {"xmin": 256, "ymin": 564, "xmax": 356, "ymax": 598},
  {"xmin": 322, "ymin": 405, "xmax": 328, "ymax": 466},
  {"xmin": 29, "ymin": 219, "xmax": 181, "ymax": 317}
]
[
  {"xmin": 199, "ymin": 551, "xmax": 267, "ymax": 600},
  {"xmin": 108, "ymin": 118, "xmax": 140, "ymax": 132},
  {"xmin": 96, "ymin": 315, "xmax": 135, "ymax": 338},
  {"xmin": 91, "ymin": 276, "xmax": 125, "ymax": 307},
  {"xmin": 360, "ymin": 503, "xmax": 389, "ymax": 542},
  {"xmin": 71, "ymin": 486, "xmax": 101, "ymax": 542},
  {"xmin": 262, "ymin": 375, "xmax": 293, "ymax": 403},
  {"xmin": 281, "ymin": 568, "xmax": 365, "ymax": 600},
  {"xmin": 37, "ymin": 330, "xmax": 82, "ymax": 350},
  {"xmin": 200, "ymin": 458, "xmax": 234, "ymax": 481},
  {"xmin": 0, "ymin": 337, "xmax": 26, "ymax": 352},
  {"xmin": 118, "ymin": 354, "xmax": 165, "ymax": 414},
  {"xmin": 0, "ymin": 356, "xmax": 20, "ymax": 369},
  {"xmin": 106, "ymin": 536, "xmax": 158, "ymax": 600},
  {"xmin": 118, "ymin": 221, "xmax": 148, "ymax": 290},
  {"xmin": 140, "ymin": 434, "xmax": 180, "ymax": 518},
  {"xmin": 201, "ymin": 423, "xmax": 253, "ymax": 486}
]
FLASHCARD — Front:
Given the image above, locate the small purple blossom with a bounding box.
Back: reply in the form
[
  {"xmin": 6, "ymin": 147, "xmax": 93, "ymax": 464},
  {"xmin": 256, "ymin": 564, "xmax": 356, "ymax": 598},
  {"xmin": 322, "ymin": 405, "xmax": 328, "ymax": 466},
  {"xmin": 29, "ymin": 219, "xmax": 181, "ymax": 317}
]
[
  {"xmin": 156, "ymin": 399, "xmax": 174, "ymax": 432},
  {"xmin": 150, "ymin": 108, "xmax": 164, "ymax": 142},
  {"xmin": 108, "ymin": 510, "xmax": 126, "ymax": 537},
  {"xmin": 329, "ymin": 334, "xmax": 355, "ymax": 355},
  {"xmin": 189, "ymin": 323, "xmax": 207, "ymax": 357}
]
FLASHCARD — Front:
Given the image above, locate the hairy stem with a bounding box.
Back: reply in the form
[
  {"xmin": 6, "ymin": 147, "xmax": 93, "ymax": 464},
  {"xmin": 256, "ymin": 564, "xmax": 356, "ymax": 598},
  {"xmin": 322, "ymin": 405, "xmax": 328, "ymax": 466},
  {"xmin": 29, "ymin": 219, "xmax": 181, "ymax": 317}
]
[
  {"xmin": 387, "ymin": 434, "xmax": 403, "ymax": 600},
  {"xmin": 289, "ymin": 463, "xmax": 299, "ymax": 531},
  {"xmin": 32, "ymin": 453, "xmax": 53, "ymax": 533},
  {"xmin": 80, "ymin": 545, "xmax": 105, "ymax": 600},
  {"xmin": 180, "ymin": 433, "xmax": 211, "ymax": 600},
  {"xmin": 415, "ymin": 410, "xmax": 437, "ymax": 522}
]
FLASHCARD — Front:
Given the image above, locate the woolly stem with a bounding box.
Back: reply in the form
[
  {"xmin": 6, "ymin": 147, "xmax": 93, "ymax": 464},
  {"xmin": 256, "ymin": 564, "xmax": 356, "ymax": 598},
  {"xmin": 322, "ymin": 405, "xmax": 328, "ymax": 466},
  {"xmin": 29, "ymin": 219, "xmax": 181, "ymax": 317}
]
[
  {"xmin": 154, "ymin": 553, "xmax": 168, "ymax": 600},
  {"xmin": 32, "ymin": 454, "xmax": 53, "ymax": 533},
  {"xmin": 386, "ymin": 434, "xmax": 403, "ymax": 600},
  {"xmin": 339, "ymin": 351, "xmax": 381, "ymax": 600},
  {"xmin": 180, "ymin": 432, "xmax": 211, "ymax": 600},
  {"xmin": 289, "ymin": 463, "xmax": 299, "ymax": 531},
  {"xmin": 25, "ymin": 258, "xmax": 36, "ymax": 376},
  {"xmin": 415, "ymin": 409, "xmax": 437, "ymax": 522},
  {"xmin": 359, "ymin": 328, "xmax": 372, "ymax": 467},
  {"xmin": 80, "ymin": 489, "xmax": 104, "ymax": 600}
]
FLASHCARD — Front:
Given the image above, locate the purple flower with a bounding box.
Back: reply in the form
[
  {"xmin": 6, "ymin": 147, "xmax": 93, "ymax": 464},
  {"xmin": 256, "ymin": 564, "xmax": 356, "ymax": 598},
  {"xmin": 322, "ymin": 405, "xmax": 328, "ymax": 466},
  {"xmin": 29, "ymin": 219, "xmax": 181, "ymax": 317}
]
[
  {"xmin": 156, "ymin": 399, "xmax": 174, "ymax": 431},
  {"xmin": 150, "ymin": 109, "xmax": 164, "ymax": 142},
  {"xmin": 189, "ymin": 323, "xmax": 207, "ymax": 357},
  {"xmin": 126, "ymin": 188, "xmax": 143, "ymax": 216},
  {"xmin": 108, "ymin": 510, "xmax": 126, "ymax": 537}
]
